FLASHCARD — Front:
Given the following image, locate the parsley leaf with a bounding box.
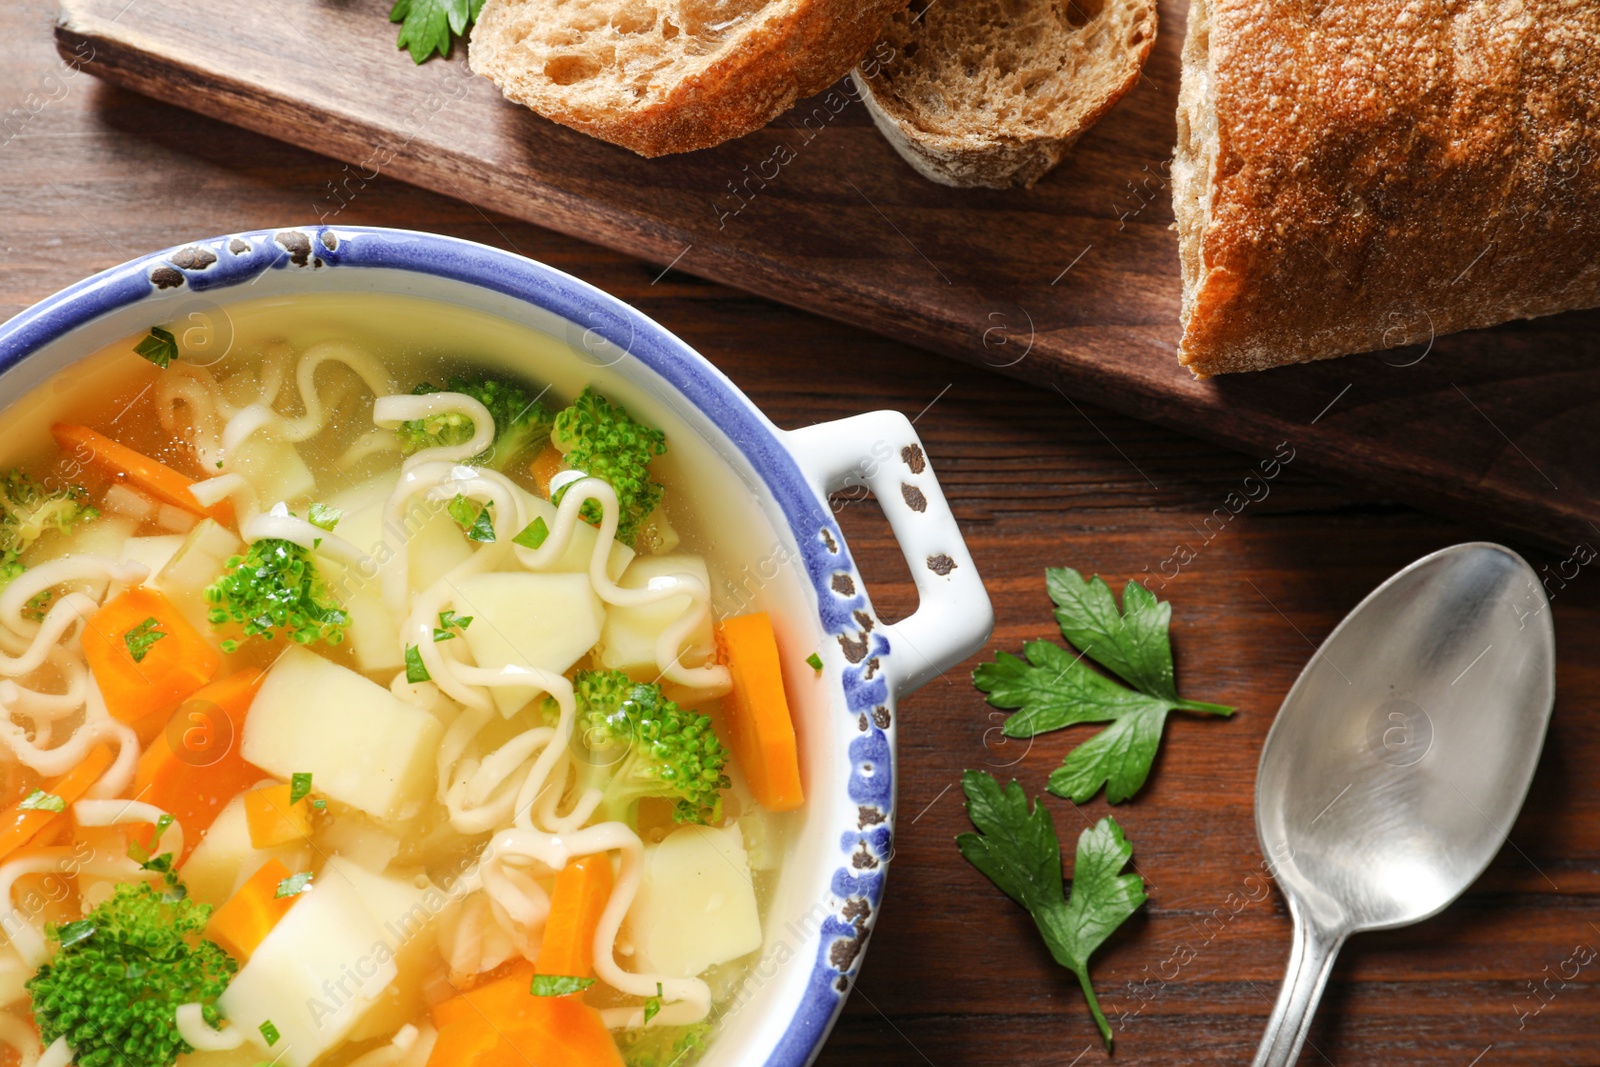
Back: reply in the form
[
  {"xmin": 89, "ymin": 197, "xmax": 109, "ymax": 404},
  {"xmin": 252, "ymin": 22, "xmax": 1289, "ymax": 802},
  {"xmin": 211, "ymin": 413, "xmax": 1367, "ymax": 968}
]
[
  {"xmin": 390, "ymin": 0, "xmax": 483, "ymax": 64},
  {"xmin": 513, "ymin": 515, "xmax": 549, "ymax": 550},
  {"xmin": 134, "ymin": 325, "xmax": 178, "ymax": 369},
  {"xmin": 307, "ymin": 503, "xmax": 342, "ymax": 532},
  {"xmin": 975, "ymin": 568, "xmax": 1233, "ymax": 803},
  {"xmin": 643, "ymin": 982, "xmax": 663, "ymax": 1024},
  {"xmin": 289, "ymin": 772, "xmax": 313, "ymax": 806},
  {"xmin": 956, "ymin": 770, "xmax": 1146, "ymax": 1049},
  {"xmin": 529, "ymin": 974, "xmax": 596, "ymax": 997},
  {"xmin": 123, "ymin": 616, "xmax": 168, "ymax": 664},
  {"xmin": 275, "ymin": 871, "xmax": 313, "ymax": 898},
  {"xmin": 260, "ymin": 1020, "xmax": 280, "ymax": 1046},
  {"xmin": 18, "ymin": 789, "xmax": 64, "ymax": 813},
  {"xmin": 448, "ymin": 495, "xmax": 496, "ymax": 542},
  {"xmin": 405, "ymin": 645, "xmax": 431, "ymax": 684}
]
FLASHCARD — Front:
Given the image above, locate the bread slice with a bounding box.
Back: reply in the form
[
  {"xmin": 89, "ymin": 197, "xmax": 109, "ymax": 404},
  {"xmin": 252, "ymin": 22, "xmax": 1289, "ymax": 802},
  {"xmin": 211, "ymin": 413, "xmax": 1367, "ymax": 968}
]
[
  {"xmin": 851, "ymin": 0, "xmax": 1157, "ymax": 189},
  {"xmin": 468, "ymin": 0, "xmax": 906, "ymax": 157},
  {"xmin": 1173, "ymin": 0, "xmax": 1600, "ymax": 375}
]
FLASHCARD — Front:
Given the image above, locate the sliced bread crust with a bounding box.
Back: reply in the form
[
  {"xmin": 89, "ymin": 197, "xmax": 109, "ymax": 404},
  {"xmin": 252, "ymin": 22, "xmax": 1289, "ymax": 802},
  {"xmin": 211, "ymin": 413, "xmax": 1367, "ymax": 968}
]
[
  {"xmin": 1174, "ymin": 0, "xmax": 1600, "ymax": 375},
  {"xmin": 469, "ymin": 0, "xmax": 906, "ymax": 157},
  {"xmin": 852, "ymin": 0, "xmax": 1157, "ymax": 189}
]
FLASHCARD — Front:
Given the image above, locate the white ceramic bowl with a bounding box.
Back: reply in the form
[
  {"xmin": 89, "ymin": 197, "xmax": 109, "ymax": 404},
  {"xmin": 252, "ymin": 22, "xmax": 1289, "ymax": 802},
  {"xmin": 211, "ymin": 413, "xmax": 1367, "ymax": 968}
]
[{"xmin": 0, "ymin": 226, "xmax": 994, "ymax": 1067}]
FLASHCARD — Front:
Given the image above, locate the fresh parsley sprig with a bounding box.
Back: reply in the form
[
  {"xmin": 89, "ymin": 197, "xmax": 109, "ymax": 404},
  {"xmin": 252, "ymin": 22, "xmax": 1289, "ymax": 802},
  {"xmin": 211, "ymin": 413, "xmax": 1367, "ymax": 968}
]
[
  {"xmin": 957, "ymin": 770, "xmax": 1146, "ymax": 1049},
  {"xmin": 390, "ymin": 0, "xmax": 484, "ymax": 64},
  {"xmin": 975, "ymin": 568, "xmax": 1233, "ymax": 804}
]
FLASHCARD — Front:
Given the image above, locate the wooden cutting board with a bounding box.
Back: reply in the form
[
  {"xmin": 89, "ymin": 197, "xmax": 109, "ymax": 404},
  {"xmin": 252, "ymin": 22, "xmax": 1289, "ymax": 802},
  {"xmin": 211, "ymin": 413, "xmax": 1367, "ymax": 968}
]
[{"xmin": 53, "ymin": 0, "xmax": 1600, "ymax": 553}]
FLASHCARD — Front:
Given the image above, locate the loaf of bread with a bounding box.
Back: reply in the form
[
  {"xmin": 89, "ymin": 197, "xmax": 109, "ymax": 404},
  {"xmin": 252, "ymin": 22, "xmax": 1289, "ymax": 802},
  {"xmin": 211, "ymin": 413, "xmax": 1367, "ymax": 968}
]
[
  {"xmin": 853, "ymin": 0, "xmax": 1157, "ymax": 188},
  {"xmin": 1173, "ymin": 0, "xmax": 1600, "ymax": 375},
  {"xmin": 469, "ymin": 0, "xmax": 905, "ymax": 156}
]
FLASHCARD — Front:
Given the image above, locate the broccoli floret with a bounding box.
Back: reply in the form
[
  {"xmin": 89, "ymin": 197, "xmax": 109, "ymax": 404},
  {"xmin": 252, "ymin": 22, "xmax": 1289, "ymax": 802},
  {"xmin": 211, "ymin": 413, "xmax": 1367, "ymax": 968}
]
[
  {"xmin": 572, "ymin": 669, "xmax": 730, "ymax": 826},
  {"xmin": 204, "ymin": 537, "xmax": 347, "ymax": 651},
  {"xmin": 0, "ymin": 470, "xmax": 98, "ymax": 585},
  {"xmin": 550, "ymin": 388, "xmax": 667, "ymax": 548},
  {"xmin": 399, "ymin": 376, "xmax": 553, "ymax": 470},
  {"xmin": 27, "ymin": 882, "xmax": 236, "ymax": 1067},
  {"xmin": 616, "ymin": 1023, "xmax": 713, "ymax": 1067}
]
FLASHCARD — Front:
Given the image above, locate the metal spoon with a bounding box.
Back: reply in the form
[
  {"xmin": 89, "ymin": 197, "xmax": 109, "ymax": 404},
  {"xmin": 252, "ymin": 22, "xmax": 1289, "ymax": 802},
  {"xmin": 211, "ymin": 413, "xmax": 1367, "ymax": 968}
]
[{"xmin": 1251, "ymin": 542, "xmax": 1556, "ymax": 1067}]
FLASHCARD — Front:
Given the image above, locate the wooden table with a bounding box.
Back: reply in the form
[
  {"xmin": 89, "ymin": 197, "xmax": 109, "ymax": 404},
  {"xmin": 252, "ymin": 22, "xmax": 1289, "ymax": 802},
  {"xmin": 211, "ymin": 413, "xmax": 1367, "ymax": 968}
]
[{"xmin": 3, "ymin": 2, "xmax": 1597, "ymax": 1063}]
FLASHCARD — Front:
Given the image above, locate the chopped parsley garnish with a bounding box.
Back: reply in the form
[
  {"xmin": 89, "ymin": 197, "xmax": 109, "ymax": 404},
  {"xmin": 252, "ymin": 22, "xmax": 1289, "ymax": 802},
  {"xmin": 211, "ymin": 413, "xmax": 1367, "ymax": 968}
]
[
  {"xmin": 289, "ymin": 773, "xmax": 313, "ymax": 806},
  {"xmin": 405, "ymin": 645, "xmax": 431, "ymax": 684},
  {"xmin": 275, "ymin": 871, "xmax": 313, "ymax": 899},
  {"xmin": 123, "ymin": 616, "xmax": 167, "ymax": 663},
  {"xmin": 643, "ymin": 982, "xmax": 664, "ymax": 1024},
  {"xmin": 389, "ymin": 0, "xmax": 484, "ymax": 64},
  {"xmin": 434, "ymin": 609, "xmax": 472, "ymax": 642},
  {"xmin": 805, "ymin": 652, "xmax": 823, "ymax": 671},
  {"xmin": 513, "ymin": 516, "xmax": 550, "ymax": 550},
  {"xmin": 133, "ymin": 325, "xmax": 178, "ymax": 369},
  {"xmin": 529, "ymin": 974, "xmax": 596, "ymax": 997},
  {"xmin": 447, "ymin": 495, "xmax": 496, "ymax": 542},
  {"xmin": 260, "ymin": 1020, "xmax": 281, "ymax": 1046},
  {"xmin": 307, "ymin": 503, "xmax": 342, "ymax": 531},
  {"xmin": 974, "ymin": 567, "xmax": 1233, "ymax": 804},
  {"xmin": 957, "ymin": 770, "xmax": 1146, "ymax": 1049},
  {"xmin": 127, "ymin": 814, "xmax": 183, "ymax": 900},
  {"xmin": 17, "ymin": 789, "xmax": 64, "ymax": 813}
]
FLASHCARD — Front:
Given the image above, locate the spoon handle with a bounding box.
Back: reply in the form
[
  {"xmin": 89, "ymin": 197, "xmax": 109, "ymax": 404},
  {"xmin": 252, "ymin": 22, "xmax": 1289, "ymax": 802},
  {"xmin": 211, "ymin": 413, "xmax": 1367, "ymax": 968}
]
[{"xmin": 1251, "ymin": 912, "xmax": 1347, "ymax": 1067}]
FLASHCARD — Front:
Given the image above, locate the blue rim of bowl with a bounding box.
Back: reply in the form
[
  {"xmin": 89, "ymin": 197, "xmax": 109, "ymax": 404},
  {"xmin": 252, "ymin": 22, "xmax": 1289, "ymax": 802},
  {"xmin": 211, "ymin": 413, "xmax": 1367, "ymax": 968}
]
[{"xmin": 0, "ymin": 225, "xmax": 893, "ymax": 1067}]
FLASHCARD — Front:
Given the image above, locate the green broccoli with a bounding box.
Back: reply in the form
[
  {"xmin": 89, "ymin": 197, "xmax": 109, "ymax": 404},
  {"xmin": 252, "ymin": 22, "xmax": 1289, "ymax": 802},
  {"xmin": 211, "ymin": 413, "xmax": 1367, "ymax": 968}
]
[
  {"xmin": 204, "ymin": 537, "xmax": 347, "ymax": 652},
  {"xmin": 399, "ymin": 376, "xmax": 553, "ymax": 470},
  {"xmin": 550, "ymin": 387, "xmax": 667, "ymax": 548},
  {"xmin": 27, "ymin": 881, "xmax": 236, "ymax": 1067},
  {"xmin": 572, "ymin": 669, "xmax": 730, "ymax": 826},
  {"xmin": 616, "ymin": 1022, "xmax": 713, "ymax": 1067},
  {"xmin": 0, "ymin": 470, "xmax": 98, "ymax": 585}
]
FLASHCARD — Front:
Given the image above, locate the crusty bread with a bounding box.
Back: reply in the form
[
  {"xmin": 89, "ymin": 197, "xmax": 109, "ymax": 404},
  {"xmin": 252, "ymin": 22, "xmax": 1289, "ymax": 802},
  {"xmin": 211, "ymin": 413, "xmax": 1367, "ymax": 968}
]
[
  {"xmin": 469, "ymin": 0, "xmax": 906, "ymax": 156},
  {"xmin": 850, "ymin": 0, "xmax": 1157, "ymax": 189},
  {"xmin": 1173, "ymin": 0, "xmax": 1600, "ymax": 375}
]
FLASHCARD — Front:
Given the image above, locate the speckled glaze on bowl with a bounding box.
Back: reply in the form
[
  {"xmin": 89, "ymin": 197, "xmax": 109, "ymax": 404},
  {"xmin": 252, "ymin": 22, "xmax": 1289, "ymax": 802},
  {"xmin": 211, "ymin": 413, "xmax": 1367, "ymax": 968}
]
[{"xmin": 0, "ymin": 226, "xmax": 993, "ymax": 1067}]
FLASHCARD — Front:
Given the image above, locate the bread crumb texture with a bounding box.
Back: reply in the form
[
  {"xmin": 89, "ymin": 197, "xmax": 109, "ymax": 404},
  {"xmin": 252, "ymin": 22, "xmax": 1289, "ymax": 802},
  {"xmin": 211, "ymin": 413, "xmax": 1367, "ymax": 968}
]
[
  {"xmin": 1176, "ymin": 0, "xmax": 1600, "ymax": 374},
  {"xmin": 470, "ymin": 0, "xmax": 905, "ymax": 155},
  {"xmin": 856, "ymin": 0, "xmax": 1157, "ymax": 187}
]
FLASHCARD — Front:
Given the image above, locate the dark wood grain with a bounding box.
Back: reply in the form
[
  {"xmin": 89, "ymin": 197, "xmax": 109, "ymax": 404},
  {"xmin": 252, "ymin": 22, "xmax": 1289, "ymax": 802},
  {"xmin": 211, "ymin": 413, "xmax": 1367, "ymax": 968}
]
[
  {"xmin": 48, "ymin": 0, "xmax": 1600, "ymax": 556},
  {"xmin": 4, "ymin": 2, "xmax": 1600, "ymax": 1063}
]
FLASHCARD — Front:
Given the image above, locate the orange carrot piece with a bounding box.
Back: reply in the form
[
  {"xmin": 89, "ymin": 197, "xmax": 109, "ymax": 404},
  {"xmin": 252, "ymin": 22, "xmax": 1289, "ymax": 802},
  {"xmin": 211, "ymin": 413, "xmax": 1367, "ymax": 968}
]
[
  {"xmin": 426, "ymin": 1020, "xmax": 503, "ymax": 1067},
  {"xmin": 133, "ymin": 669, "xmax": 265, "ymax": 863},
  {"xmin": 0, "ymin": 745, "xmax": 113, "ymax": 865},
  {"xmin": 243, "ymin": 784, "xmax": 313, "ymax": 850},
  {"xmin": 717, "ymin": 612, "xmax": 804, "ymax": 812},
  {"xmin": 536, "ymin": 855, "xmax": 614, "ymax": 979},
  {"xmin": 206, "ymin": 858, "xmax": 299, "ymax": 962},
  {"xmin": 529, "ymin": 444, "xmax": 565, "ymax": 499},
  {"xmin": 50, "ymin": 423, "xmax": 234, "ymax": 526},
  {"xmin": 429, "ymin": 961, "xmax": 623, "ymax": 1067},
  {"xmin": 82, "ymin": 587, "xmax": 222, "ymax": 735}
]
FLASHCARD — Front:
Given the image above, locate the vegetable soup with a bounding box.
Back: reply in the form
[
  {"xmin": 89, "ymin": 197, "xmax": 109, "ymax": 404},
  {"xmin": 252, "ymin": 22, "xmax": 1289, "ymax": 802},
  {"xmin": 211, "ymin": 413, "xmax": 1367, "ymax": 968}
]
[{"xmin": 0, "ymin": 293, "xmax": 815, "ymax": 1067}]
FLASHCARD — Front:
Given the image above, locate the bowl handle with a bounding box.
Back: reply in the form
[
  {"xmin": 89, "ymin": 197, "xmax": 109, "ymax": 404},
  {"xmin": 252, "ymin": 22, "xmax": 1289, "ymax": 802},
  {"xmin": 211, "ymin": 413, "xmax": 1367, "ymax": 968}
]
[{"xmin": 784, "ymin": 411, "xmax": 993, "ymax": 696}]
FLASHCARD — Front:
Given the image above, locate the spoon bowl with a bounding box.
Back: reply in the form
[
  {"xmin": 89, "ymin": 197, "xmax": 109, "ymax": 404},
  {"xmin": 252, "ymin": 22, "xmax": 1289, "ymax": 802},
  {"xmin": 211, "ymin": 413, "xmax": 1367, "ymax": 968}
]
[{"xmin": 1252, "ymin": 542, "xmax": 1555, "ymax": 1067}]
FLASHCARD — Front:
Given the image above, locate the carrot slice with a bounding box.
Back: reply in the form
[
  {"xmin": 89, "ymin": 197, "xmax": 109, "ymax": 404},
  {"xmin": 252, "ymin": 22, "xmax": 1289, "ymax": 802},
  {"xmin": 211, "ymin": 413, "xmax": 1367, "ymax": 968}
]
[
  {"xmin": 132, "ymin": 669, "xmax": 264, "ymax": 863},
  {"xmin": 50, "ymin": 423, "xmax": 234, "ymax": 526},
  {"xmin": 717, "ymin": 612, "xmax": 804, "ymax": 812},
  {"xmin": 82, "ymin": 587, "xmax": 222, "ymax": 737},
  {"xmin": 243, "ymin": 783, "xmax": 313, "ymax": 849},
  {"xmin": 0, "ymin": 745, "xmax": 114, "ymax": 865},
  {"xmin": 429, "ymin": 961, "xmax": 623, "ymax": 1067},
  {"xmin": 529, "ymin": 444, "xmax": 564, "ymax": 499},
  {"xmin": 536, "ymin": 855, "xmax": 614, "ymax": 979},
  {"xmin": 206, "ymin": 857, "xmax": 299, "ymax": 962}
]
